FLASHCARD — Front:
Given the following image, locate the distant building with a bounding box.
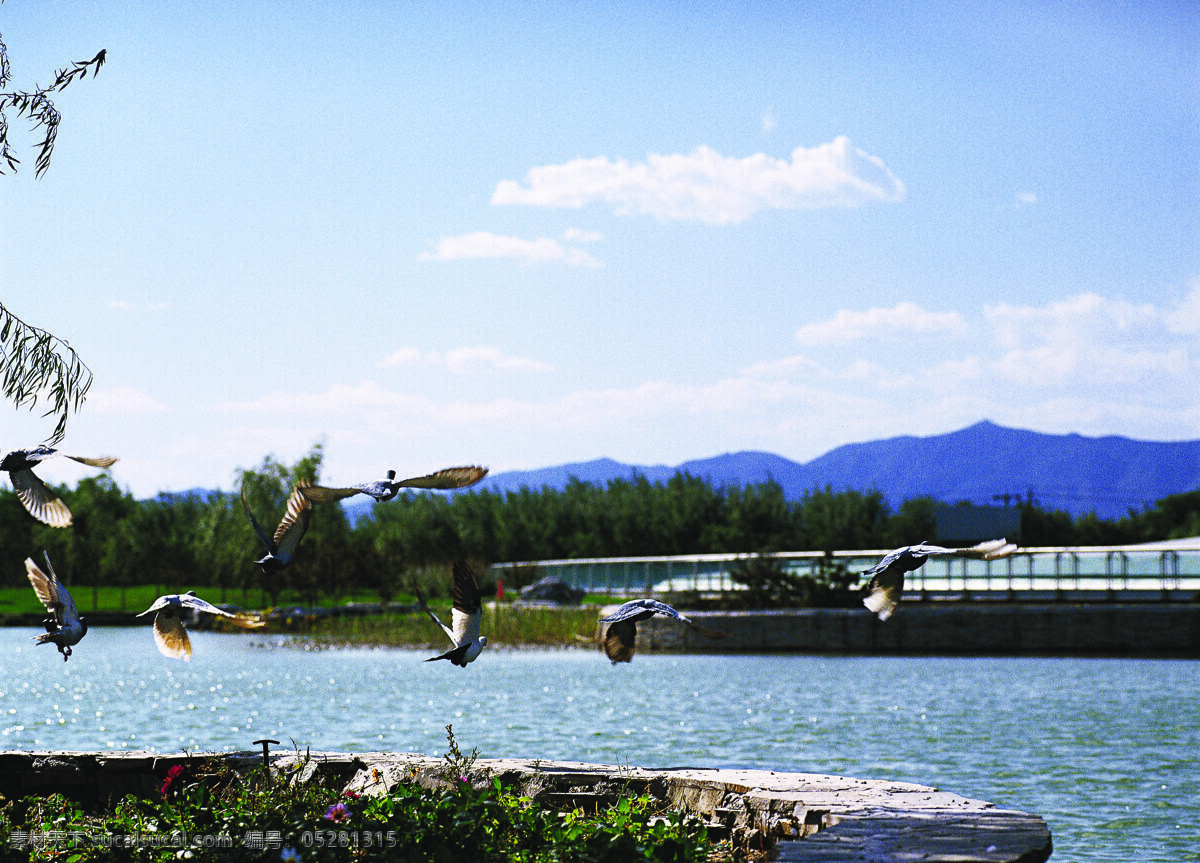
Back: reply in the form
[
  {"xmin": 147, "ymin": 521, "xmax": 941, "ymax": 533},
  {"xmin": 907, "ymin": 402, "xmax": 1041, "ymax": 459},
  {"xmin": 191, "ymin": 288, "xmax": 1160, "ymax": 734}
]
[{"xmin": 934, "ymin": 504, "xmax": 1022, "ymax": 544}]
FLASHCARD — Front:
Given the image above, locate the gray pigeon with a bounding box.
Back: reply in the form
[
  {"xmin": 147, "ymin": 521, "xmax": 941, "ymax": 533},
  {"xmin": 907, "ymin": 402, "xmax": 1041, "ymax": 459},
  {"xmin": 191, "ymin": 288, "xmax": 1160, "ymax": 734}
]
[
  {"xmin": 599, "ymin": 598, "xmax": 726, "ymax": 664},
  {"xmin": 416, "ymin": 560, "xmax": 488, "ymax": 668},
  {"xmin": 25, "ymin": 553, "xmax": 87, "ymax": 661},
  {"xmin": 241, "ymin": 481, "xmax": 315, "ymax": 574},
  {"xmin": 862, "ymin": 538, "xmax": 1018, "ymax": 620},
  {"xmin": 138, "ymin": 590, "xmax": 263, "ymax": 660},
  {"xmin": 2, "ymin": 445, "xmax": 118, "ymax": 527},
  {"xmin": 303, "ymin": 465, "xmax": 487, "ymax": 503}
]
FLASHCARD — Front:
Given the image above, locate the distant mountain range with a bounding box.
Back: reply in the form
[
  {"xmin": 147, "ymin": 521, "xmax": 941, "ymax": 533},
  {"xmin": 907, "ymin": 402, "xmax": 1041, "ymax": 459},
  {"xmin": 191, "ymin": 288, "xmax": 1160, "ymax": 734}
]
[{"xmin": 467, "ymin": 421, "xmax": 1200, "ymax": 520}]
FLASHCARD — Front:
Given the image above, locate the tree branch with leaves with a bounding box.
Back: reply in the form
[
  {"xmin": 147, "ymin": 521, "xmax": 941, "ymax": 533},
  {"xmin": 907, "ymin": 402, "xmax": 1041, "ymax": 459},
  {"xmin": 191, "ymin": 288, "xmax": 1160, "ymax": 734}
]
[
  {"xmin": 0, "ymin": 25, "xmax": 106, "ymax": 177},
  {"xmin": 0, "ymin": 302, "xmax": 93, "ymax": 445}
]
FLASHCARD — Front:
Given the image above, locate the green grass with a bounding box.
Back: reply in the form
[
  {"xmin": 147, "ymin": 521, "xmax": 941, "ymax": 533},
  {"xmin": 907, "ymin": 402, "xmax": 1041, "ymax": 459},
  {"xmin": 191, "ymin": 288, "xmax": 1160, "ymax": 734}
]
[
  {"xmin": 306, "ymin": 603, "xmax": 603, "ymax": 649},
  {"xmin": 0, "ymin": 585, "xmax": 389, "ymax": 616}
]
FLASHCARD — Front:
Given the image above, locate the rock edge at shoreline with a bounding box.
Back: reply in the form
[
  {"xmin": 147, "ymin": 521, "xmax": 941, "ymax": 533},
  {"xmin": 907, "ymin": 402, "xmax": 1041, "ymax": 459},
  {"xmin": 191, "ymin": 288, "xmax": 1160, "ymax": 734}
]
[{"xmin": 0, "ymin": 749, "xmax": 1052, "ymax": 862}]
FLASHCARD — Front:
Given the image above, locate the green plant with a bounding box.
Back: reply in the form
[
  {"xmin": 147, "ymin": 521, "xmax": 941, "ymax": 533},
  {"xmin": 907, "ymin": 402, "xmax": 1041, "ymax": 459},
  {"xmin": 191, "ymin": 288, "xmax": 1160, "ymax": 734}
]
[{"xmin": 0, "ymin": 735, "xmax": 725, "ymax": 862}]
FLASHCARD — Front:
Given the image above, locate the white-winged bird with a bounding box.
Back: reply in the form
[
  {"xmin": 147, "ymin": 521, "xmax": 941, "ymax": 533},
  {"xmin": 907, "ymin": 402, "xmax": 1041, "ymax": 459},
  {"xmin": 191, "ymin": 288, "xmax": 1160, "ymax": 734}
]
[
  {"xmin": 599, "ymin": 598, "xmax": 727, "ymax": 664},
  {"xmin": 2, "ymin": 445, "xmax": 118, "ymax": 528},
  {"xmin": 240, "ymin": 481, "xmax": 315, "ymax": 574},
  {"xmin": 25, "ymin": 553, "xmax": 87, "ymax": 661},
  {"xmin": 416, "ymin": 560, "xmax": 488, "ymax": 668},
  {"xmin": 138, "ymin": 590, "xmax": 264, "ymax": 661},
  {"xmin": 862, "ymin": 538, "xmax": 1018, "ymax": 621},
  {"xmin": 303, "ymin": 465, "xmax": 488, "ymax": 504}
]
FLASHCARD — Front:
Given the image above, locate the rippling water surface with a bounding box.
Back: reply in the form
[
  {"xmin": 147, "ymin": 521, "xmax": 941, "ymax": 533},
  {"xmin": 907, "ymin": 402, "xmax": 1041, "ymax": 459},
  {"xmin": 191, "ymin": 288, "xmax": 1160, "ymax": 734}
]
[{"xmin": 0, "ymin": 627, "xmax": 1196, "ymax": 862}]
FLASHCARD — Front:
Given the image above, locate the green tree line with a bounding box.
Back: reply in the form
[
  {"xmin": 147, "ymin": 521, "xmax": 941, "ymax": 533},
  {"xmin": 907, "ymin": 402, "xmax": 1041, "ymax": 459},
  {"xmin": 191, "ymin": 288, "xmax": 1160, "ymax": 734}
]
[{"xmin": 1, "ymin": 444, "xmax": 1197, "ymax": 603}]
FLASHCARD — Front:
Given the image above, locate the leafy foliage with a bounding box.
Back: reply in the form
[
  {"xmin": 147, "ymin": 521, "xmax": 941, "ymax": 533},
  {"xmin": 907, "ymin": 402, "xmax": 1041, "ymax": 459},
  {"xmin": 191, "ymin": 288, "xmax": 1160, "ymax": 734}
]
[
  {"xmin": 0, "ymin": 20, "xmax": 106, "ymax": 177},
  {"xmin": 0, "ymin": 302, "xmax": 94, "ymax": 445},
  {"xmin": 727, "ymin": 552, "xmax": 858, "ymax": 609},
  {"xmin": 0, "ymin": 731, "xmax": 722, "ymax": 862}
]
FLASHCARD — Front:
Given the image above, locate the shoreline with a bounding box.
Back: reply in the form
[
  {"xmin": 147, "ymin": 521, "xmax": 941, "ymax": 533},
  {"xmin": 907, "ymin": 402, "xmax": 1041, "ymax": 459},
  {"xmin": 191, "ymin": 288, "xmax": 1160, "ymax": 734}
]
[
  {"xmin": 5, "ymin": 602, "xmax": 1196, "ymax": 658},
  {"xmin": 0, "ymin": 749, "xmax": 1052, "ymax": 862}
]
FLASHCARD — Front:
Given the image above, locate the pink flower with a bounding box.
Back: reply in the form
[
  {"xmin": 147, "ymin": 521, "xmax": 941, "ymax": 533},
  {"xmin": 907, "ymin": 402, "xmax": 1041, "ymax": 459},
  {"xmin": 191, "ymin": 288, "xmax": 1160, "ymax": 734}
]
[
  {"xmin": 323, "ymin": 802, "xmax": 351, "ymax": 824},
  {"xmin": 160, "ymin": 764, "xmax": 185, "ymax": 798}
]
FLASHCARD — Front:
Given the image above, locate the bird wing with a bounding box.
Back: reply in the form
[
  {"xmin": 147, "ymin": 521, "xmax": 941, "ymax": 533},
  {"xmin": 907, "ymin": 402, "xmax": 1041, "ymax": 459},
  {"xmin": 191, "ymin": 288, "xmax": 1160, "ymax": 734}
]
[
  {"xmin": 600, "ymin": 599, "xmax": 662, "ymax": 624},
  {"xmin": 602, "ymin": 618, "xmax": 638, "ymax": 663},
  {"xmin": 24, "ymin": 556, "xmax": 61, "ymax": 612},
  {"xmin": 297, "ymin": 485, "xmax": 362, "ymax": 503},
  {"xmin": 272, "ymin": 483, "xmax": 314, "ymax": 557},
  {"xmin": 414, "ymin": 586, "xmax": 457, "ymax": 645},
  {"xmin": 41, "ymin": 555, "xmax": 81, "ymax": 625},
  {"xmin": 240, "ymin": 490, "xmax": 276, "ymax": 552},
  {"xmin": 449, "ymin": 560, "xmax": 484, "ymax": 645},
  {"xmin": 861, "ymin": 546, "xmax": 912, "ymax": 578},
  {"xmin": 394, "ymin": 466, "xmax": 488, "ymax": 490},
  {"xmin": 137, "ymin": 595, "xmax": 172, "ymax": 617},
  {"xmin": 152, "ymin": 610, "xmax": 193, "ymax": 660},
  {"xmin": 10, "ymin": 469, "xmax": 72, "ymax": 527},
  {"xmin": 63, "ymin": 454, "xmax": 119, "ymax": 469},
  {"xmin": 863, "ymin": 569, "xmax": 905, "ymax": 621},
  {"xmin": 179, "ymin": 593, "xmax": 236, "ymax": 618},
  {"xmin": 228, "ymin": 612, "xmax": 267, "ymax": 629},
  {"xmin": 952, "ymin": 538, "xmax": 1019, "ymax": 560}
]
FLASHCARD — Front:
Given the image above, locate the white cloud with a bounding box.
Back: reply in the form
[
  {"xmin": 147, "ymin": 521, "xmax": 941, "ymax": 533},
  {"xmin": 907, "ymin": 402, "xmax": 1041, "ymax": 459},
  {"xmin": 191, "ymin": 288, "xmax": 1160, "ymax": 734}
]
[
  {"xmin": 984, "ymin": 293, "xmax": 1160, "ymax": 351},
  {"xmin": 491, "ymin": 136, "xmax": 906, "ymax": 224},
  {"xmin": 86, "ymin": 386, "xmax": 167, "ymax": 413},
  {"xmin": 417, "ymin": 231, "xmax": 601, "ymax": 267},
  {"xmin": 142, "ymin": 285, "xmax": 1199, "ymax": 500},
  {"xmin": 561, "ymin": 227, "xmax": 604, "ymax": 244},
  {"xmin": 795, "ymin": 301, "xmax": 967, "ymax": 345},
  {"xmin": 378, "ymin": 345, "xmax": 551, "ymax": 374},
  {"xmin": 1015, "ymin": 191, "xmax": 1037, "ymax": 205},
  {"xmin": 761, "ymin": 111, "xmax": 778, "ymax": 133}
]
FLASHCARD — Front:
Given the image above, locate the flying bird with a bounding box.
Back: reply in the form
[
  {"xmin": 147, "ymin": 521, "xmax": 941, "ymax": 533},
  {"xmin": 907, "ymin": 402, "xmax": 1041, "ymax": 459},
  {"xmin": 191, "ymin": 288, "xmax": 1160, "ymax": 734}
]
[
  {"xmin": 302, "ymin": 465, "xmax": 488, "ymax": 503},
  {"xmin": 862, "ymin": 538, "xmax": 1019, "ymax": 621},
  {"xmin": 25, "ymin": 553, "xmax": 87, "ymax": 661},
  {"xmin": 241, "ymin": 481, "xmax": 315, "ymax": 574},
  {"xmin": 1, "ymin": 445, "xmax": 118, "ymax": 527},
  {"xmin": 416, "ymin": 560, "xmax": 488, "ymax": 668},
  {"xmin": 137, "ymin": 590, "xmax": 264, "ymax": 660},
  {"xmin": 599, "ymin": 598, "xmax": 727, "ymax": 664}
]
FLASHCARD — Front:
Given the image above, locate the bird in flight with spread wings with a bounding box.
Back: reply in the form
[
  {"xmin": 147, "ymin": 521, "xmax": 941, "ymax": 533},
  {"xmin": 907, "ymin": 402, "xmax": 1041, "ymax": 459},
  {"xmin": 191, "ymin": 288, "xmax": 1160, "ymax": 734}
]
[
  {"xmin": 240, "ymin": 481, "xmax": 316, "ymax": 574},
  {"xmin": 1, "ymin": 445, "xmax": 118, "ymax": 528},
  {"xmin": 599, "ymin": 598, "xmax": 727, "ymax": 664},
  {"xmin": 862, "ymin": 538, "xmax": 1018, "ymax": 621},
  {"xmin": 416, "ymin": 560, "xmax": 489, "ymax": 668},
  {"xmin": 25, "ymin": 553, "xmax": 87, "ymax": 661},
  {"xmin": 302, "ymin": 465, "xmax": 488, "ymax": 504},
  {"xmin": 138, "ymin": 591, "xmax": 264, "ymax": 660}
]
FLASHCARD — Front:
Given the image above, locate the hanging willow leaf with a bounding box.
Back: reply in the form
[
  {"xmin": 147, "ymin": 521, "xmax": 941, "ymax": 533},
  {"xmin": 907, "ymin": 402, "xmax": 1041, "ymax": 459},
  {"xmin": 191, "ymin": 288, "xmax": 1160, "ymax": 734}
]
[
  {"xmin": 0, "ymin": 302, "xmax": 93, "ymax": 445},
  {"xmin": 0, "ymin": 28, "xmax": 105, "ymax": 178}
]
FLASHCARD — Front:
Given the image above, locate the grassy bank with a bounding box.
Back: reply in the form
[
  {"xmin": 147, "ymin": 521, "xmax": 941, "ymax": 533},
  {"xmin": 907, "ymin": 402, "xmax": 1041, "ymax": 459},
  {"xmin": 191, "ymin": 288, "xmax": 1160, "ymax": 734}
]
[{"xmin": 303, "ymin": 603, "xmax": 603, "ymax": 649}]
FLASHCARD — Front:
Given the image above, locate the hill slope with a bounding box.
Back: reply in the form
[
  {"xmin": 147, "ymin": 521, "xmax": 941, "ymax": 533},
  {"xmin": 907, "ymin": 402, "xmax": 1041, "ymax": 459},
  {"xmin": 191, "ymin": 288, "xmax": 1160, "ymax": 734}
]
[{"xmin": 474, "ymin": 421, "xmax": 1200, "ymax": 519}]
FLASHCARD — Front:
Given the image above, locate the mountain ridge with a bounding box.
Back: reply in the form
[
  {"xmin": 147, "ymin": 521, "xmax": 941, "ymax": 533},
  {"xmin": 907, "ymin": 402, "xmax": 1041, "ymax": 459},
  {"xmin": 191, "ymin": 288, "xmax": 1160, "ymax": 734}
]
[{"xmin": 471, "ymin": 421, "xmax": 1200, "ymax": 520}]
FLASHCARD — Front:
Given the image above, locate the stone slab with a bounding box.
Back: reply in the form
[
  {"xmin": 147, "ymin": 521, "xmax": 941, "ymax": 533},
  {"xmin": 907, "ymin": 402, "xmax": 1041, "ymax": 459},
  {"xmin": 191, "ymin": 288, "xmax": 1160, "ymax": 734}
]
[{"xmin": 0, "ymin": 750, "xmax": 1052, "ymax": 862}]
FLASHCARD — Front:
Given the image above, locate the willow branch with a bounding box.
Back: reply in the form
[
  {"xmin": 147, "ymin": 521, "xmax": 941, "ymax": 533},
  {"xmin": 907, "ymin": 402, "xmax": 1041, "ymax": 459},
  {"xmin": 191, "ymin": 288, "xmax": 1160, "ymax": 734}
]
[{"xmin": 0, "ymin": 302, "xmax": 93, "ymax": 445}]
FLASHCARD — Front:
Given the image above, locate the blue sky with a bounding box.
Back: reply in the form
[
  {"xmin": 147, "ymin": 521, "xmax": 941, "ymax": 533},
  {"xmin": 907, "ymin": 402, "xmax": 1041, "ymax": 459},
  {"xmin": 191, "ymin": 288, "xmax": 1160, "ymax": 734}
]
[{"xmin": 1, "ymin": 1, "xmax": 1197, "ymax": 498}]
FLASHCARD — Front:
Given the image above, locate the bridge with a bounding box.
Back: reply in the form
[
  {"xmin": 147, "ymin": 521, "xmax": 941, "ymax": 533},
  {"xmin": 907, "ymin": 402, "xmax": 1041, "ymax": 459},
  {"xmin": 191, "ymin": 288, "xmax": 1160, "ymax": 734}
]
[{"xmin": 492, "ymin": 539, "xmax": 1200, "ymax": 603}]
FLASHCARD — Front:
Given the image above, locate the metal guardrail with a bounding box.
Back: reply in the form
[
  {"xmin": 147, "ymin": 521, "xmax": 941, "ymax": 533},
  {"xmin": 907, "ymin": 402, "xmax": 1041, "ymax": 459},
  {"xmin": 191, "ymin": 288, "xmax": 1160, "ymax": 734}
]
[{"xmin": 492, "ymin": 544, "xmax": 1200, "ymax": 600}]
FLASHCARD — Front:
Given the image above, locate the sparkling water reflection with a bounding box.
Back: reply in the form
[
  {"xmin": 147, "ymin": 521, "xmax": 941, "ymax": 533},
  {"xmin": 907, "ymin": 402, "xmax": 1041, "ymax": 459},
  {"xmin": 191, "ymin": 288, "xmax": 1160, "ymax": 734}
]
[{"xmin": 0, "ymin": 627, "xmax": 1196, "ymax": 862}]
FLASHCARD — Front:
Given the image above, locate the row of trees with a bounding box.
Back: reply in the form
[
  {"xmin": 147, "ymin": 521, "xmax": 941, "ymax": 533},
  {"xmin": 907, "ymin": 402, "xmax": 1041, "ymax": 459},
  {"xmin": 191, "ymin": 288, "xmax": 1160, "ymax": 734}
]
[{"xmin": 1, "ymin": 444, "xmax": 1198, "ymax": 605}]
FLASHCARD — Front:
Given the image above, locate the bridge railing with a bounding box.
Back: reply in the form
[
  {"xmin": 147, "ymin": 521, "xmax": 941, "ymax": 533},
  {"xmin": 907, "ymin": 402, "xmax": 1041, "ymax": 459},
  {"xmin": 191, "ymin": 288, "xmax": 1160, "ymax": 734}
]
[{"xmin": 491, "ymin": 544, "xmax": 1200, "ymax": 600}]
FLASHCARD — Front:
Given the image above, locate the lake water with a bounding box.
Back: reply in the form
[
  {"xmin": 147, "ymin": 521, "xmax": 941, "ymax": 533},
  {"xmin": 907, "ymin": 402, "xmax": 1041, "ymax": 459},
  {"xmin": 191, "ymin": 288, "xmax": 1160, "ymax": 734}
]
[{"xmin": 0, "ymin": 627, "xmax": 1196, "ymax": 862}]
